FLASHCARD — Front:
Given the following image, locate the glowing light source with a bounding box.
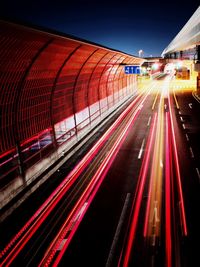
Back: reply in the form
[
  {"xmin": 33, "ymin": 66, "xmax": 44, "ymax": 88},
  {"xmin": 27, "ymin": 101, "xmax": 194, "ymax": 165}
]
[
  {"xmin": 141, "ymin": 67, "xmax": 147, "ymax": 74},
  {"xmin": 176, "ymin": 61, "xmax": 183, "ymax": 69},
  {"xmin": 138, "ymin": 49, "xmax": 143, "ymax": 57},
  {"xmin": 152, "ymin": 63, "xmax": 159, "ymax": 70},
  {"xmin": 164, "ymin": 63, "xmax": 175, "ymax": 73}
]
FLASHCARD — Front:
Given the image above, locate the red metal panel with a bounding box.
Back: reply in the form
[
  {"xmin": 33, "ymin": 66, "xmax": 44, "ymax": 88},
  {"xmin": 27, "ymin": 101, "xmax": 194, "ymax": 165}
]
[
  {"xmin": 88, "ymin": 51, "xmax": 114, "ymax": 105},
  {"xmin": 0, "ymin": 22, "xmax": 50, "ymax": 153},
  {"xmin": 118, "ymin": 57, "xmax": 136, "ymax": 97},
  {"xmin": 0, "ymin": 21, "xmax": 143, "ymax": 181},
  {"xmin": 86, "ymin": 50, "xmax": 109, "ymax": 106},
  {"xmin": 73, "ymin": 46, "xmax": 98, "ymax": 113},
  {"xmin": 17, "ymin": 39, "xmax": 80, "ymax": 142},
  {"xmin": 107, "ymin": 55, "xmax": 126, "ymax": 105},
  {"xmin": 52, "ymin": 45, "xmax": 95, "ymax": 123},
  {"xmin": 98, "ymin": 53, "xmax": 118, "ymax": 101},
  {"xmin": 50, "ymin": 43, "xmax": 81, "ymax": 126}
]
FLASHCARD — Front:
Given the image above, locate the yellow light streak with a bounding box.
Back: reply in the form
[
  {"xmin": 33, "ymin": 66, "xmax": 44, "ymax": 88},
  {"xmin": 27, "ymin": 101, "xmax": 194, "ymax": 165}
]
[
  {"xmin": 151, "ymin": 90, "xmax": 159, "ymax": 110},
  {"xmin": 145, "ymin": 80, "xmax": 168, "ymax": 241},
  {"xmin": 173, "ymin": 89, "xmax": 179, "ymax": 109}
]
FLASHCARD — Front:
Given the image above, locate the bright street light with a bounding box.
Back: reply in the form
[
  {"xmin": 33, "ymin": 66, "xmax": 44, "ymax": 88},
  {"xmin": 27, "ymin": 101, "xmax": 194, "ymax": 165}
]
[{"xmin": 138, "ymin": 49, "xmax": 143, "ymax": 57}]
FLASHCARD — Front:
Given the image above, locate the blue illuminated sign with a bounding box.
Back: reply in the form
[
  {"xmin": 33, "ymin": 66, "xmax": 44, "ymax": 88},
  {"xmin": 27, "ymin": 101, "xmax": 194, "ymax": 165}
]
[{"xmin": 124, "ymin": 65, "xmax": 141, "ymax": 74}]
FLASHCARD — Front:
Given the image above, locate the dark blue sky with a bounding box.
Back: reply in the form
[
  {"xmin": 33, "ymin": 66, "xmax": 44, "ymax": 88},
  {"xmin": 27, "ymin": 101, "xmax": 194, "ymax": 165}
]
[{"xmin": 1, "ymin": 0, "xmax": 199, "ymax": 57}]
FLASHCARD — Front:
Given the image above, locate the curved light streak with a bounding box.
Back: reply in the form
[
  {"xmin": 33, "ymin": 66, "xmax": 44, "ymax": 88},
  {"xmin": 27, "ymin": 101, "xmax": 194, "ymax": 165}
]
[
  {"xmin": 162, "ymin": 6, "xmax": 200, "ymax": 56},
  {"xmin": 119, "ymin": 113, "xmax": 158, "ymax": 267}
]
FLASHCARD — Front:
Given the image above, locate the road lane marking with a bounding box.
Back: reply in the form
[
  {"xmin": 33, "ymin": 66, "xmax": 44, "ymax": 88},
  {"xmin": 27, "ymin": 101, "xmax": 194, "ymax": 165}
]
[
  {"xmin": 139, "ymin": 104, "xmax": 144, "ymax": 110},
  {"xmin": 180, "ymin": 116, "xmax": 183, "ymax": 122},
  {"xmin": 182, "ymin": 124, "xmax": 186, "ymax": 129},
  {"xmin": 73, "ymin": 202, "xmax": 88, "ymax": 222},
  {"xmin": 106, "ymin": 193, "xmax": 131, "ymax": 267},
  {"xmin": 173, "ymin": 91, "xmax": 179, "ymax": 109},
  {"xmin": 152, "ymin": 92, "xmax": 159, "ymax": 110},
  {"xmin": 189, "ymin": 147, "xmax": 194, "ymax": 158},
  {"xmin": 57, "ymin": 239, "xmax": 67, "ymax": 251},
  {"xmin": 151, "ymin": 201, "xmax": 160, "ymax": 225},
  {"xmin": 147, "ymin": 116, "xmax": 151, "ymax": 126},
  {"xmin": 188, "ymin": 103, "xmax": 192, "ymax": 109},
  {"xmin": 179, "ymin": 111, "xmax": 181, "ymax": 115},
  {"xmin": 168, "ymin": 89, "xmax": 188, "ymax": 236},
  {"xmin": 192, "ymin": 91, "xmax": 200, "ymax": 104},
  {"xmin": 138, "ymin": 139, "xmax": 145, "ymax": 159},
  {"xmin": 151, "ymin": 234, "xmax": 156, "ymax": 246},
  {"xmin": 160, "ymin": 160, "xmax": 163, "ymax": 168},
  {"xmin": 195, "ymin": 168, "xmax": 200, "ymax": 182},
  {"xmin": 185, "ymin": 134, "xmax": 189, "ymax": 141}
]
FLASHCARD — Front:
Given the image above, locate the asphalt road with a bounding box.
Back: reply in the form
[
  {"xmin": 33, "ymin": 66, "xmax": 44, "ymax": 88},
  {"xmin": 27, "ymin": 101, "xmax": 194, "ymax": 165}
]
[{"xmin": 0, "ymin": 75, "xmax": 199, "ymax": 267}]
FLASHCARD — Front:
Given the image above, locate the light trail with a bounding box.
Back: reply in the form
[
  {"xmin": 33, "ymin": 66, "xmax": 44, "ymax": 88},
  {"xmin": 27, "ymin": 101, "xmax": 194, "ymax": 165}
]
[
  {"xmin": 144, "ymin": 79, "xmax": 166, "ymax": 240},
  {"xmin": 0, "ymin": 84, "xmax": 154, "ymax": 266},
  {"xmin": 39, "ymin": 95, "xmax": 148, "ymax": 266},
  {"xmin": 165, "ymin": 112, "xmax": 172, "ymax": 267},
  {"xmin": 0, "ymin": 76, "xmax": 190, "ymax": 266},
  {"xmin": 168, "ymin": 89, "xmax": 188, "ymax": 236},
  {"xmin": 40, "ymin": 86, "xmax": 156, "ymax": 266},
  {"xmin": 138, "ymin": 138, "xmax": 145, "ymax": 159},
  {"xmin": 119, "ymin": 76, "xmax": 188, "ymax": 267},
  {"xmin": 173, "ymin": 89, "xmax": 179, "ymax": 109},
  {"xmin": 0, "ymin": 89, "xmax": 149, "ymax": 266},
  {"xmin": 118, "ymin": 113, "xmax": 158, "ymax": 267},
  {"xmin": 151, "ymin": 88, "xmax": 159, "ymax": 110},
  {"xmin": 147, "ymin": 115, "xmax": 151, "ymax": 126}
]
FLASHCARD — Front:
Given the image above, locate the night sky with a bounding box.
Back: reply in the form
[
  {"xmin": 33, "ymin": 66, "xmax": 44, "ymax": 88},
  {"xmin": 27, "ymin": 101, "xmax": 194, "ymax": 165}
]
[{"xmin": 0, "ymin": 0, "xmax": 199, "ymax": 57}]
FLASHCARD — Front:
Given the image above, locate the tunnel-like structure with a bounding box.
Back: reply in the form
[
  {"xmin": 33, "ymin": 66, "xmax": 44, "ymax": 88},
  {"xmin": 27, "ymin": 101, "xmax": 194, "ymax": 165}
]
[
  {"xmin": 162, "ymin": 6, "xmax": 200, "ymax": 57},
  {"xmin": 161, "ymin": 6, "xmax": 200, "ymax": 91},
  {"xmin": 0, "ymin": 21, "xmax": 143, "ymax": 209}
]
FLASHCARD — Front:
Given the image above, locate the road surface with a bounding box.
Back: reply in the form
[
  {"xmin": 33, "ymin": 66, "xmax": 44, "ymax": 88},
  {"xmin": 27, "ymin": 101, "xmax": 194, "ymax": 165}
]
[{"xmin": 0, "ymin": 75, "xmax": 199, "ymax": 267}]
